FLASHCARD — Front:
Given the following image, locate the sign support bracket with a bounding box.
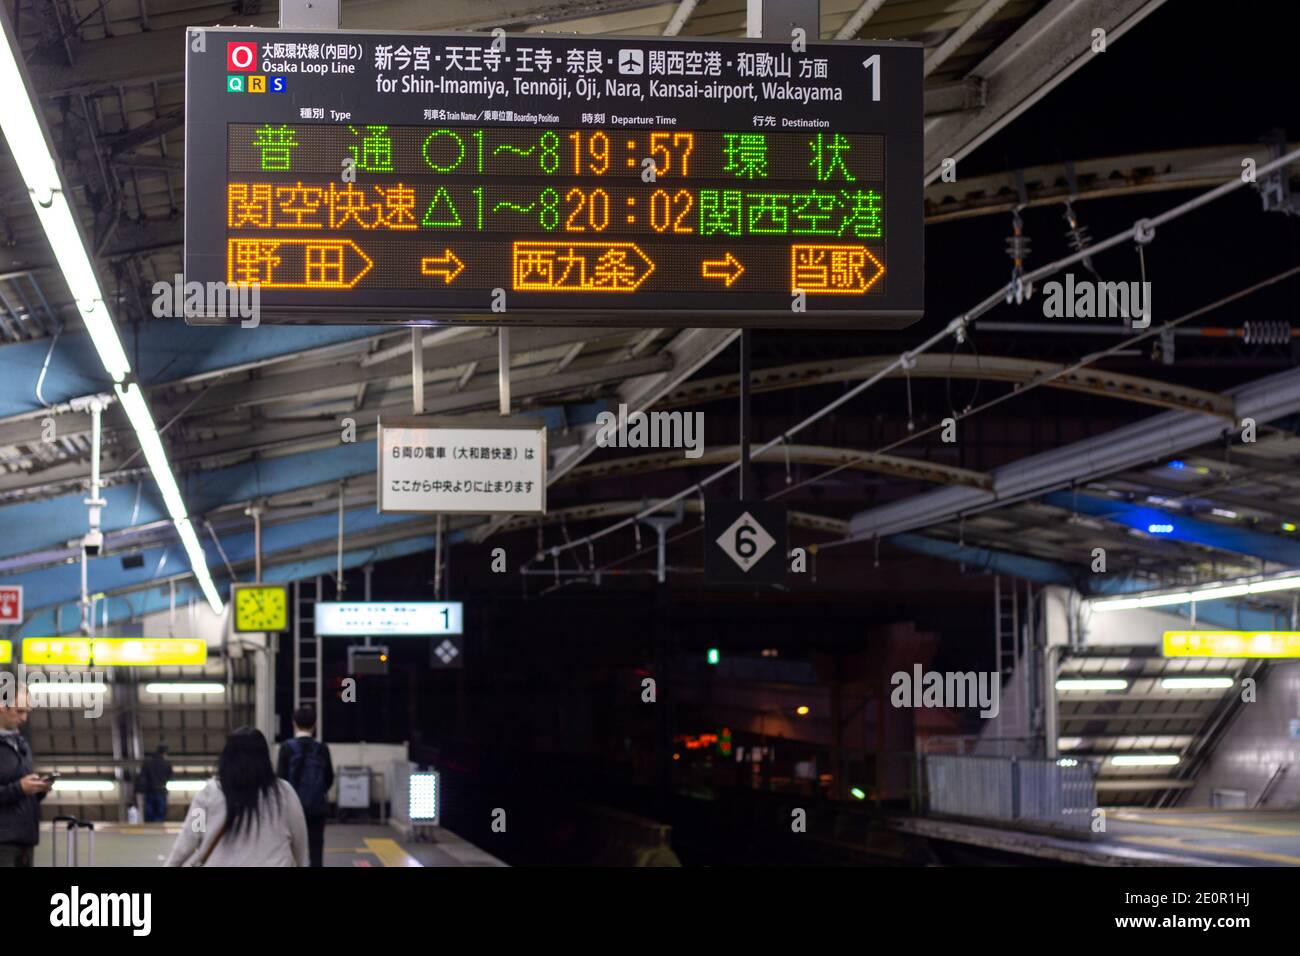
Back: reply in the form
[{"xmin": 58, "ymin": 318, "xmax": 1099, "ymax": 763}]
[
  {"xmin": 412, "ymin": 329, "xmax": 425, "ymax": 414},
  {"xmin": 499, "ymin": 328, "xmax": 511, "ymax": 416},
  {"xmin": 280, "ymin": 0, "xmax": 340, "ymax": 29}
]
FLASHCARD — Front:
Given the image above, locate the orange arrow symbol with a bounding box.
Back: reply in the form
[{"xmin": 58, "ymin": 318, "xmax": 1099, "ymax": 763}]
[
  {"xmin": 702, "ymin": 252, "xmax": 744, "ymax": 287},
  {"xmin": 421, "ymin": 250, "xmax": 465, "ymax": 284}
]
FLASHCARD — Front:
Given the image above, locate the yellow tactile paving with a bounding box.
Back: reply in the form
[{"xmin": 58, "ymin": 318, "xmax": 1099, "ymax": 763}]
[
  {"xmin": 1120, "ymin": 834, "xmax": 1300, "ymax": 866},
  {"xmin": 1113, "ymin": 811, "xmax": 1300, "ymax": 837},
  {"xmin": 363, "ymin": 837, "xmax": 424, "ymax": 867}
]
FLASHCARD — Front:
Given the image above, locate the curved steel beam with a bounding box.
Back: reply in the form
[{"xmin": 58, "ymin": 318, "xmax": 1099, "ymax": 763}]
[
  {"xmin": 494, "ymin": 498, "xmax": 846, "ymax": 537},
  {"xmin": 559, "ymin": 443, "xmax": 992, "ymax": 490},
  {"xmin": 926, "ymin": 144, "xmax": 1300, "ymax": 224},
  {"xmin": 657, "ymin": 354, "xmax": 1235, "ymax": 418}
]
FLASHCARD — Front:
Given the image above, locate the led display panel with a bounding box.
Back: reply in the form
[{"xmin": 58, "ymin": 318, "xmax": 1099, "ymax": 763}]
[{"xmin": 184, "ymin": 28, "xmax": 922, "ymax": 328}]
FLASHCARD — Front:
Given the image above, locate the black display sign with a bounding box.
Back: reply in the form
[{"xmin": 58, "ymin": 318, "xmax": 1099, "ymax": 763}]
[
  {"xmin": 185, "ymin": 28, "xmax": 923, "ymax": 328},
  {"xmin": 704, "ymin": 501, "xmax": 788, "ymax": 585}
]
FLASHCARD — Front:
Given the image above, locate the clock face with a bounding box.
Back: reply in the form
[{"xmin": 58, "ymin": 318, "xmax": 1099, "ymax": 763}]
[{"xmin": 233, "ymin": 585, "xmax": 288, "ymax": 632}]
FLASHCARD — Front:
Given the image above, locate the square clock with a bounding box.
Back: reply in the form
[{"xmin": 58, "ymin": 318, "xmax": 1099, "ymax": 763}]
[{"xmin": 232, "ymin": 583, "xmax": 289, "ymax": 633}]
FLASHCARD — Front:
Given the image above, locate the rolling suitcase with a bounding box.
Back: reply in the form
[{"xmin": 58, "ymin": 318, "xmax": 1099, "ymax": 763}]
[{"xmin": 50, "ymin": 815, "xmax": 95, "ymax": 867}]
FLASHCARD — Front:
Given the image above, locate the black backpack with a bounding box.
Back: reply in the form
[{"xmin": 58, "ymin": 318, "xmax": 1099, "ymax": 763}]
[{"xmin": 286, "ymin": 739, "xmax": 330, "ymax": 816}]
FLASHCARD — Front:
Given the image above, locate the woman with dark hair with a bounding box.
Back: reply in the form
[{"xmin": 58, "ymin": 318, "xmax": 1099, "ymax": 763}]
[{"xmin": 165, "ymin": 727, "xmax": 308, "ymax": 867}]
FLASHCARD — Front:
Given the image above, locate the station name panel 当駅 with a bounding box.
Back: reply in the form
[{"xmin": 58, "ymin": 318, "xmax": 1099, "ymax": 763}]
[{"xmin": 184, "ymin": 28, "xmax": 923, "ymax": 328}]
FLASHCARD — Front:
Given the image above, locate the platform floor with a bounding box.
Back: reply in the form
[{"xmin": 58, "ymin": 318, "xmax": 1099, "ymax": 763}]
[
  {"xmin": 35, "ymin": 821, "xmax": 506, "ymax": 868},
  {"xmin": 900, "ymin": 809, "xmax": 1300, "ymax": 866},
  {"xmin": 1107, "ymin": 808, "xmax": 1300, "ymax": 866}
]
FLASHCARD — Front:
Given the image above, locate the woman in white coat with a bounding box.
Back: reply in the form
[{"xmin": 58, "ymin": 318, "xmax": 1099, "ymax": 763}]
[{"xmin": 165, "ymin": 727, "xmax": 309, "ymax": 867}]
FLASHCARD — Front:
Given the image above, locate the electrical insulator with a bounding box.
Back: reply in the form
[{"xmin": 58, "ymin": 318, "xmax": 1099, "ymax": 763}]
[{"xmin": 1242, "ymin": 320, "xmax": 1292, "ymax": 346}]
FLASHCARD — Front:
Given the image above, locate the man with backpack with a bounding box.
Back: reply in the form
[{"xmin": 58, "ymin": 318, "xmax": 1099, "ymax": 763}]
[{"xmin": 277, "ymin": 708, "xmax": 334, "ymax": 867}]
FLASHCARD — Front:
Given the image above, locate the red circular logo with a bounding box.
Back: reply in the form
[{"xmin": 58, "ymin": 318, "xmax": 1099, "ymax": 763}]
[{"xmin": 227, "ymin": 42, "xmax": 257, "ymax": 72}]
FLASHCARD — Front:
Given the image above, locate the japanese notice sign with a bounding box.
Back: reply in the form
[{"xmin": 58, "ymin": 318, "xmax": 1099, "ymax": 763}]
[
  {"xmin": 184, "ymin": 27, "xmax": 923, "ymax": 328},
  {"xmin": 377, "ymin": 418, "xmax": 546, "ymax": 514},
  {"xmin": 316, "ymin": 601, "xmax": 464, "ymax": 636}
]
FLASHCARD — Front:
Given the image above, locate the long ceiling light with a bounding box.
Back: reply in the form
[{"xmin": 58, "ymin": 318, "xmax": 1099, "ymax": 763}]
[
  {"xmin": 0, "ymin": 11, "xmax": 221, "ymax": 615},
  {"xmin": 1090, "ymin": 573, "xmax": 1300, "ymax": 613}
]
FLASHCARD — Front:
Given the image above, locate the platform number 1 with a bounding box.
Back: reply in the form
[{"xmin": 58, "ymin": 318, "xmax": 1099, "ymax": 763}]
[{"xmin": 863, "ymin": 54, "xmax": 880, "ymax": 102}]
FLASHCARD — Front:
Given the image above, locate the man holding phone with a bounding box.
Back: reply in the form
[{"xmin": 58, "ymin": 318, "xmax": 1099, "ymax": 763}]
[{"xmin": 0, "ymin": 684, "xmax": 51, "ymax": 867}]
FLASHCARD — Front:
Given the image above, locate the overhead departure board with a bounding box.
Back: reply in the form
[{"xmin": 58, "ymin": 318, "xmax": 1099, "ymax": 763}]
[{"xmin": 185, "ymin": 28, "xmax": 923, "ymax": 328}]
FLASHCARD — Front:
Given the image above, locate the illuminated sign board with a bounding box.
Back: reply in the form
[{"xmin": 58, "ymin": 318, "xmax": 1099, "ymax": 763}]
[
  {"xmin": 377, "ymin": 418, "xmax": 546, "ymax": 514},
  {"xmin": 184, "ymin": 28, "xmax": 922, "ymax": 328},
  {"xmin": 315, "ymin": 602, "xmax": 464, "ymax": 636},
  {"xmin": 21, "ymin": 638, "xmax": 208, "ymax": 667},
  {"xmin": 1163, "ymin": 631, "xmax": 1300, "ymax": 659}
]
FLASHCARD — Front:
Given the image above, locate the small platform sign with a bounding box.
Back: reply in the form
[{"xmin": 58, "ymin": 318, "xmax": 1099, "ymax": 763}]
[
  {"xmin": 705, "ymin": 501, "xmax": 787, "ymax": 585},
  {"xmin": 0, "ymin": 585, "xmax": 22, "ymax": 624}
]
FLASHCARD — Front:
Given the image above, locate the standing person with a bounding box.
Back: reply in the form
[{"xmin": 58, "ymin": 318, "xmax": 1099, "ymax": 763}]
[
  {"xmin": 164, "ymin": 727, "xmax": 308, "ymax": 867},
  {"xmin": 277, "ymin": 707, "xmax": 334, "ymax": 868},
  {"xmin": 136, "ymin": 744, "xmax": 173, "ymax": 822},
  {"xmin": 0, "ymin": 684, "xmax": 51, "ymax": 867}
]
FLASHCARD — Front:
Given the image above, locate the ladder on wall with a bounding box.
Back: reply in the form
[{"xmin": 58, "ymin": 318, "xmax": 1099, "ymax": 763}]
[
  {"xmin": 292, "ymin": 577, "xmax": 323, "ymax": 741},
  {"xmin": 994, "ymin": 575, "xmax": 1037, "ymax": 745}
]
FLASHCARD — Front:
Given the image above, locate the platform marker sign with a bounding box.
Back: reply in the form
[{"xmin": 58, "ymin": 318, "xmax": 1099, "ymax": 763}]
[
  {"xmin": 316, "ymin": 602, "xmax": 464, "ymax": 636},
  {"xmin": 184, "ymin": 27, "xmax": 922, "ymax": 328},
  {"xmin": 705, "ymin": 501, "xmax": 787, "ymax": 584}
]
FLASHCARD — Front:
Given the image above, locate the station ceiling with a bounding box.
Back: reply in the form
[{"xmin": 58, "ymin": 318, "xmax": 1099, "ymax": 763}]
[{"xmin": 2, "ymin": 0, "xmax": 1299, "ymax": 636}]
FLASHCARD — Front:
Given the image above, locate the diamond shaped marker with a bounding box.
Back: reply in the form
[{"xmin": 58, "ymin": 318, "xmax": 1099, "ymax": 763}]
[
  {"xmin": 435, "ymin": 639, "xmax": 460, "ymax": 664},
  {"xmin": 715, "ymin": 510, "xmax": 776, "ymax": 572}
]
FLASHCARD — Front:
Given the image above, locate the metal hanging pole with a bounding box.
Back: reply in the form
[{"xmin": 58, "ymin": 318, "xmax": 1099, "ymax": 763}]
[
  {"xmin": 412, "ymin": 328, "xmax": 425, "ymax": 415},
  {"xmin": 80, "ymin": 397, "xmax": 107, "ymax": 636},
  {"xmin": 739, "ymin": 330, "xmax": 752, "ymax": 500},
  {"xmin": 336, "ymin": 480, "xmax": 346, "ymax": 595},
  {"xmin": 280, "ymin": 0, "xmax": 340, "ymax": 29},
  {"xmin": 434, "ymin": 515, "xmax": 444, "ymax": 599},
  {"xmin": 498, "ymin": 328, "xmax": 511, "ymax": 416},
  {"xmin": 246, "ymin": 503, "xmax": 264, "ymax": 583},
  {"xmin": 363, "ymin": 564, "xmax": 373, "ymax": 648}
]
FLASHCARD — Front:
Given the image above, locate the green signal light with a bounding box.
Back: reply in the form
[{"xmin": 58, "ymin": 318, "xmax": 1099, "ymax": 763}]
[
  {"xmin": 850, "ymin": 787, "xmax": 866, "ymax": 800},
  {"xmin": 706, "ymin": 648, "xmax": 720, "ymax": 665}
]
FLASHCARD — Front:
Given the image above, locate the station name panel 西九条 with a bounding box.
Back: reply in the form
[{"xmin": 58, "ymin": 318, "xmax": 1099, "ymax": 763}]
[{"xmin": 184, "ymin": 29, "xmax": 922, "ymax": 328}]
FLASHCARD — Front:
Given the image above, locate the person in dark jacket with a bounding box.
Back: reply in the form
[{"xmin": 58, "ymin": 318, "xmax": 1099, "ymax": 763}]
[
  {"xmin": 277, "ymin": 707, "xmax": 334, "ymax": 867},
  {"xmin": 0, "ymin": 684, "xmax": 51, "ymax": 867},
  {"xmin": 137, "ymin": 744, "xmax": 174, "ymax": 822}
]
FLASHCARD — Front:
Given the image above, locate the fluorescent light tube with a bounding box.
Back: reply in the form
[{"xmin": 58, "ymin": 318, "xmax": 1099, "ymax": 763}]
[
  {"xmin": 1110, "ymin": 754, "xmax": 1180, "ymax": 767},
  {"xmin": 1056, "ymin": 678, "xmax": 1128, "ymax": 691},
  {"xmin": 1159, "ymin": 677, "xmax": 1233, "ymax": 689},
  {"xmin": 144, "ymin": 682, "xmax": 225, "ymax": 695},
  {"xmin": 27, "ymin": 682, "xmax": 108, "ymax": 694},
  {"xmin": 0, "ymin": 27, "xmax": 60, "ymax": 202},
  {"xmin": 51, "ymin": 780, "xmax": 116, "ymax": 792}
]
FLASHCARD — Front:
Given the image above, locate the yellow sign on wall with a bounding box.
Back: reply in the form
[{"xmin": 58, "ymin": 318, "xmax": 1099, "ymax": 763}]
[
  {"xmin": 22, "ymin": 638, "xmax": 207, "ymax": 667},
  {"xmin": 1163, "ymin": 631, "xmax": 1300, "ymax": 659},
  {"xmin": 0, "ymin": 640, "xmax": 10, "ymax": 664}
]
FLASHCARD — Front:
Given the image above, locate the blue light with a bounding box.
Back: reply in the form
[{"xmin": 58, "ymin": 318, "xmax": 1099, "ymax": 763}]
[
  {"xmin": 1167, "ymin": 460, "xmax": 1186, "ymax": 470},
  {"xmin": 1148, "ymin": 523, "xmax": 1175, "ymax": 534}
]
